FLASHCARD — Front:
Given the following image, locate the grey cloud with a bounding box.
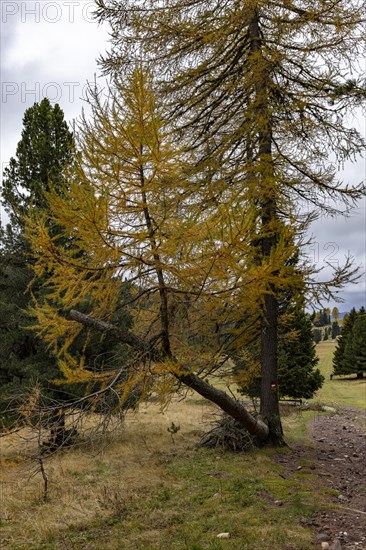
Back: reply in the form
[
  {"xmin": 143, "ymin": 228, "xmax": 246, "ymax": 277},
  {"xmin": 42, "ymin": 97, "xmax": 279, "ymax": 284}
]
[
  {"xmin": 1, "ymin": 4, "xmax": 108, "ymax": 164},
  {"xmin": 308, "ymin": 207, "xmax": 365, "ymax": 257},
  {"xmin": 333, "ymin": 288, "xmax": 366, "ymax": 312}
]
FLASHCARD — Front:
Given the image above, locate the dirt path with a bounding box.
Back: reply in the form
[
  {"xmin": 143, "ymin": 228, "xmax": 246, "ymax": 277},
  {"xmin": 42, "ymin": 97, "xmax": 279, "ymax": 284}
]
[{"xmin": 275, "ymin": 407, "xmax": 366, "ymax": 550}]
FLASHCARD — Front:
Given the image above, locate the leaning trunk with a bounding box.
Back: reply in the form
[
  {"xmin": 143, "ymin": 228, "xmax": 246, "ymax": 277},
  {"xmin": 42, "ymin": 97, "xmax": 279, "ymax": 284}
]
[
  {"xmin": 179, "ymin": 372, "xmax": 269, "ymax": 440},
  {"xmin": 68, "ymin": 309, "xmax": 269, "ymax": 441}
]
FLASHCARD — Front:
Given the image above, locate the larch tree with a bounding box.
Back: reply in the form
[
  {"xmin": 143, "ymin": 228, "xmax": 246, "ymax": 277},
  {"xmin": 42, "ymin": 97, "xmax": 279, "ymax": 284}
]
[
  {"xmin": 332, "ymin": 307, "xmax": 340, "ymax": 321},
  {"xmin": 90, "ymin": 0, "xmax": 365, "ymax": 443},
  {"xmin": 24, "ymin": 65, "xmax": 359, "ymax": 446},
  {"xmin": 24, "ymin": 0, "xmax": 366, "ymax": 445},
  {"xmin": 26, "ymin": 69, "xmax": 277, "ymax": 440},
  {"xmin": 325, "ymin": 308, "xmax": 331, "ymax": 325}
]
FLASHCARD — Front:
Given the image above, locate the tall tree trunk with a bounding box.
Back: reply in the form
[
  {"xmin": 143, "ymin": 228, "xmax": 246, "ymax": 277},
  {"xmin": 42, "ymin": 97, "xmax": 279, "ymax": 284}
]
[
  {"xmin": 260, "ymin": 293, "xmax": 283, "ymax": 444},
  {"xmin": 249, "ymin": 8, "xmax": 284, "ymax": 444}
]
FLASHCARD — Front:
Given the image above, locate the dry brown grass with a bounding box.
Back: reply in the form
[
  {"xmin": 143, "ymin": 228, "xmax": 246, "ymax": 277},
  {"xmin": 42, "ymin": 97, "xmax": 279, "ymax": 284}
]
[
  {"xmin": 1, "ymin": 343, "xmax": 360, "ymax": 549},
  {"xmin": 0, "ymin": 395, "xmax": 216, "ymax": 548}
]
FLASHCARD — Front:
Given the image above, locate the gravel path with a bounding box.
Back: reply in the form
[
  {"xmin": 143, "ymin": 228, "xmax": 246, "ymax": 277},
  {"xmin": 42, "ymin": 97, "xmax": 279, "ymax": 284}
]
[{"xmin": 275, "ymin": 407, "xmax": 366, "ymax": 549}]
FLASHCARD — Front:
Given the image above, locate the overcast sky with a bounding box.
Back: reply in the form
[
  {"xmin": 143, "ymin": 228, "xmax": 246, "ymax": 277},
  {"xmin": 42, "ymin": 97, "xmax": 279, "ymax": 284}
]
[{"xmin": 1, "ymin": 1, "xmax": 365, "ymax": 312}]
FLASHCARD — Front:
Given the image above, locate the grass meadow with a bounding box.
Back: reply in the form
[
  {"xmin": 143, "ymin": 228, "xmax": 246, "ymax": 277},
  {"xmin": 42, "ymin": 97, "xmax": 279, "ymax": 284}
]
[
  {"xmin": 0, "ymin": 342, "xmax": 364, "ymax": 550},
  {"xmin": 311, "ymin": 341, "xmax": 366, "ymax": 409}
]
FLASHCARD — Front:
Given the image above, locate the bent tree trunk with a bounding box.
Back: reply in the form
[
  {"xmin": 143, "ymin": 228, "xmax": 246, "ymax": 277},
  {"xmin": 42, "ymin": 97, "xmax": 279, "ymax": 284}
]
[
  {"xmin": 179, "ymin": 372, "xmax": 268, "ymax": 440},
  {"xmin": 68, "ymin": 309, "xmax": 269, "ymax": 442}
]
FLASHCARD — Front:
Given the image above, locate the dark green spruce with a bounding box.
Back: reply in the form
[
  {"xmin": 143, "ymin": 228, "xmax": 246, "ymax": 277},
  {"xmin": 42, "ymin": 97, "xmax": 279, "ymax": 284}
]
[
  {"xmin": 333, "ymin": 307, "xmax": 366, "ymax": 379},
  {"xmin": 0, "ymin": 99, "xmax": 135, "ymax": 430},
  {"xmin": 237, "ymin": 306, "xmax": 324, "ymax": 401}
]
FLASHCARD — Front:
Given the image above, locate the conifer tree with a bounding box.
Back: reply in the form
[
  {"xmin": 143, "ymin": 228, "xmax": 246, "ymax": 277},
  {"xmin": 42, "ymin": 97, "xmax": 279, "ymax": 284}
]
[
  {"xmin": 25, "ymin": 69, "xmax": 273, "ymax": 441},
  {"xmin": 331, "ymin": 321, "xmax": 340, "ymax": 340},
  {"xmin": 93, "ymin": 0, "xmax": 365, "ymax": 443},
  {"xmin": 325, "ymin": 308, "xmax": 331, "ymax": 326},
  {"xmin": 313, "ymin": 328, "xmax": 322, "ymax": 344},
  {"xmin": 0, "ymin": 100, "xmax": 134, "ymax": 428},
  {"xmin": 339, "ymin": 310, "xmax": 366, "ymax": 379},
  {"xmin": 0, "ymin": 99, "xmax": 75, "ymax": 426},
  {"xmin": 333, "ymin": 308, "xmax": 358, "ymax": 377},
  {"xmin": 24, "ymin": 0, "xmax": 366, "ymax": 444},
  {"xmin": 278, "ymin": 307, "xmax": 323, "ymax": 399},
  {"xmin": 347, "ymin": 315, "xmax": 366, "ymax": 379},
  {"xmin": 2, "ymin": 98, "xmax": 74, "ymax": 229},
  {"xmin": 237, "ymin": 306, "xmax": 323, "ymax": 400}
]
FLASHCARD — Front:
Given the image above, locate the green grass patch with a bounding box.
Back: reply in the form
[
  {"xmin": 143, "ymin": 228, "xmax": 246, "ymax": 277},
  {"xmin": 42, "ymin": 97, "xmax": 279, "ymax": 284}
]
[
  {"xmin": 17, "ymin": 443, "xmax": 325, "ymax": 550},
  {"xmin": 311, "ymin": 342, "xmax": 366, "ymax": 409},
  {"xmin": 283, "ymin": 409, "xmax": 318, "ymax": 444},
  {"xmin": 4, "ymin": 340, "xmax": 365, "ymax": 550}
]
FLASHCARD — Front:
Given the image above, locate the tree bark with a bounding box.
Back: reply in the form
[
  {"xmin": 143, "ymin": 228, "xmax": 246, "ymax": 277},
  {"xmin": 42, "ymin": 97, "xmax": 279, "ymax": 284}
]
[
  {"xmin": 68, "ymin": 309, "xmax": 158, "ymax": 359},
  {"xmin": 68, "ymin": 309, "xmax": 269, "ymax": 441},
  {"xmin": 179, "ymin": 372, "xmax": 268, "ymax": 440},
  {"xmin": 260, "ymin": 294, "xmax": 283, "ymax": 443},
  {"xmin": 249, "ymin": 8, "xmax": 284, "ymax": 444}
]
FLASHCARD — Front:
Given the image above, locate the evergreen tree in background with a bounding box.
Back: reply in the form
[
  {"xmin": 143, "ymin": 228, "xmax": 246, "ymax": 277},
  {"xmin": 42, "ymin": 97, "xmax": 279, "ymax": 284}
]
[
  {"xmin": 277, "ymin": 307, "xmax": 323, "ymax": 399},
  {"xmin": 331, "ymin": 321, "xmax": 340, "ymax": 340},
  {"xmin": 333, "ymin": 308, "xmax": 357, "ymax": 377},
  {"xmin": 312, "ymin": 329, "xmax": 322, "ymax": 344},
  {"xmin": 0, "ymin": 100, "xmax": 75, "ymax": 426},
  {"xmin": 0, "ymin": 232, "xmax": 61, "ymax": 426},
  {"xmin": 314, "ymin": 309, "xmax": 331, "ymax": 327},
  {"xmin": 346, "ymin": 315, "xmax": 366, "ymax": 379},
  {"xmin": 2, "ymin": 98, "xmax": 74, "ymax": 230},
  {"xmin": 333, "ymin": 308, "xmax": 365, "ymax": 378},
  {"xmin": 237, "ymin": 307, "xmax": 323, "ymax": 400},
  {"xmin": 0, "ymin": 99, "xmax": 135, "ymax": 429}
]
